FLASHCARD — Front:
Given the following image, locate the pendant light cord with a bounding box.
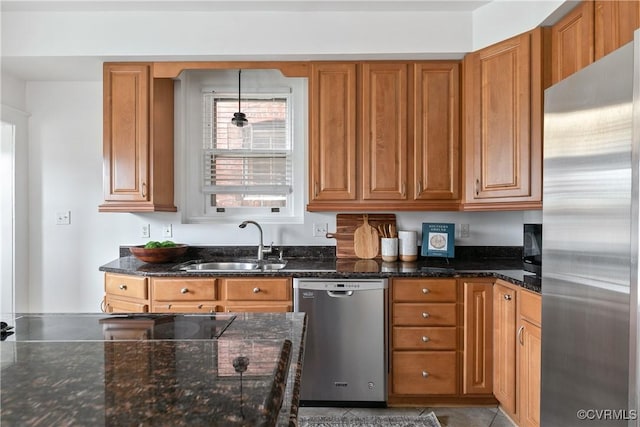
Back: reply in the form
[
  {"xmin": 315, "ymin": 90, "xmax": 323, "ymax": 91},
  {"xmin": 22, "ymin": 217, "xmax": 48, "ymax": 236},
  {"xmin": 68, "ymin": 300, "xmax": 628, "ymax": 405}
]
[{"xmin": 238, "ymin": 69, "xmax": 242, "ymax": 113}]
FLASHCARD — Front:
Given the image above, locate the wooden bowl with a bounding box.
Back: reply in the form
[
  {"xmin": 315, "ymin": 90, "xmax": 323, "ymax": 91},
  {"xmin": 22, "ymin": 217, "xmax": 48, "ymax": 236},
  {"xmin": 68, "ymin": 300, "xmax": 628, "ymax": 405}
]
[{"xmin": 130, "ymin": 244, "xmax": 188, "ymax": 263}]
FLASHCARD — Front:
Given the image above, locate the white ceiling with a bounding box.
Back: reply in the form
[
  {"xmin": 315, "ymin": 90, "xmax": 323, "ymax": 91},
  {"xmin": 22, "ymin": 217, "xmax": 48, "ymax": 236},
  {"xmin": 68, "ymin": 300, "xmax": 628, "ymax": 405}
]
[{"xmin": 1, "ymin": 0, "xmax": 493, "ymax": 12}]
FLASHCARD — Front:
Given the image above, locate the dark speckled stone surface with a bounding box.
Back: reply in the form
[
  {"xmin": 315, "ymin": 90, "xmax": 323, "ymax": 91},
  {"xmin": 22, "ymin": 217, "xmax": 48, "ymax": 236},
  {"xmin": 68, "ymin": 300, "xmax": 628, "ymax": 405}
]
[
  {"xmin": 0, "ymin": 312, "xmax": 307, "ymax": 427},
  {"xmin": 103, "ymin": 245, "xmax": 540, "ymax": 294}
]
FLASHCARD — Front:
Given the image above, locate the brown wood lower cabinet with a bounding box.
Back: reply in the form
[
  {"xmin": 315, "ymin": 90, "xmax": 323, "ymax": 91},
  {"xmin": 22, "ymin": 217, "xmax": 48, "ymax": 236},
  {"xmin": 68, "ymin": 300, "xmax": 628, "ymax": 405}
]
[
  {"xmin": 392, "ymin": 351, "xmax": 457, "ymax": 395},
  {"xmin": 220, "ymin": 277, "xmax": 292, "ymax": 312},
  {"xmin": 150, "ymin": 277, "xmax": 219, "ymax": 313},
  {"xmin": 389, "ymin": 278, "xmax": 461, "ymax": 401},
  {"xmin": 104, "ymin": 273, "xmax": 149, "ymax": 313},
  {"xmin": 493, "ymin": 279, "xmax": 541, "ymax": 427},
  {"xmin": 103, "ymin": 274, "xmax": 293, "ymax": 314}
]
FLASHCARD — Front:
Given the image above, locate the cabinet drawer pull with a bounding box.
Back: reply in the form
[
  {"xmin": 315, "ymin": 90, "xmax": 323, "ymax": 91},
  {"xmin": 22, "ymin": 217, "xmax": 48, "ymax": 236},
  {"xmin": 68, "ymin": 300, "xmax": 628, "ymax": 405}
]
[
  {"xmin": 422, "ymin": 312, "xmax": 430, "ymax": 319},
  {"xmin": 314, "ymin": 181, "xmax": 319, "ymax": 198},
  {"xmin": 253, "ymin": 287, "xmax": 261, "ymax": 293},
  {"xmin": 167, "ymin": 304, "xmax": 172, "ymax": 309},
  {"xmin": 180, "ymin": 288, "xmax": 189, "ymax": 294},
  {"xmin": 198, "ymin": 304, "xmax": 203, "ymax": 309},
  {"xmin": 422, "ymin": 371, "xmax": 429, "ymax": 378},
  {"xmin": 504, "ymin": 294, "xmax": 512, "ymax": 301},
  {"xmin": 422, "ymin": 288, "xmax": 430, "ymax": 294},
  {"xmin": 119, "ymin": 284, "xmax": 127, "ymax": 290},
  {"xmin": 422, "ymin": 336, "xmax": 430, "ymax": 342}
]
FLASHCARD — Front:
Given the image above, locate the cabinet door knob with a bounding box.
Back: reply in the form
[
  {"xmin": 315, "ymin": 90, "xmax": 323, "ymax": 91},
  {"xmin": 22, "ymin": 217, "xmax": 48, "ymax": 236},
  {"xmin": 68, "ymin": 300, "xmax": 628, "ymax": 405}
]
[
  {"xmin": 422, "ymin": 288, "xmax": 430, "ymax": 294},
  {"xmin": 422, "ymin": 312, "xmax": 430, "ymax": 318},
  {"xmin": 504, "ymin": 294, "xmax": 512, "ymax": 301},
  {"xmin": 181, "ymin": 288, "xmax": 189, "ymax": 294},
  {"xmin": 422, "ymin": 336, "xmax": 430, "ymax": 342},
  {"xmin": 119, "ymin": 284, "xmax": 127, "ymax": 290},
  {"xmin": 422, "ymin": 371, "xmax": 429, "ymax": 378},
  {"xmin": 253, "ymin": 287, "xmax": 261, "ymax": 293}
]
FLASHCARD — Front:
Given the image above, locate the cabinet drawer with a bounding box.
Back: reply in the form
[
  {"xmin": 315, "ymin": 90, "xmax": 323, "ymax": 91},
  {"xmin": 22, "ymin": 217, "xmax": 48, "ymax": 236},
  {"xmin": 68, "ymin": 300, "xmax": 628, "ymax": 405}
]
[
  {"xmin": 105, "ymin": 274, "xmax": 148, "ymax": 299},
  {"xmin": 392, "ymin": 279, "xmax": 457, "ymax": 302},
  {"xmin": 393, "ymin": 303, "xmax": 457, "ymax": 326},
  {"xmin": 520, "ymin": 290, "xmax": 541, "ymax": 326},
  {"xmin": 393, "ymin": 326, "xmax": 457, "ymax": 350},
  {"xmin": 105, "ymin": 296, "xmax": 148, "ymax": 313},
  {"xmin": 222, "ymin": 278, "xmax": 291, "ymax": 301},
  {"xmin": 151, "ymin": 278, "xmax": 217, "ymax": 301},
  {"xmin": 392, "ymin": 351, "xmax": 457, "ymax": 395},
  {"xmin": 151, "ymin": 302, "xmax": 219, "ymax": 313}
]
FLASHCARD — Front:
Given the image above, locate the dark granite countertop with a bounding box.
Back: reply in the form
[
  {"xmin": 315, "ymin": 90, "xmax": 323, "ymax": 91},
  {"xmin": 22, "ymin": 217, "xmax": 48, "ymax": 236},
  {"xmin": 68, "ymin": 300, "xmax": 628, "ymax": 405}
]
[
  {"xmin": 99, "ymin": 245, "xmax": 541, "ymax": 294},
  {"xmin": 0, "ymin": 312, "xmax": 307, "ymax": 427}
]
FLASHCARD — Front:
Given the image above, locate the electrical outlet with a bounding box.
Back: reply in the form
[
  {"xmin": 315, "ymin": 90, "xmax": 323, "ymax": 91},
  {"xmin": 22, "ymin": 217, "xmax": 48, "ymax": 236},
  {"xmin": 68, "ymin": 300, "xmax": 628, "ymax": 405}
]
[
  {"xmin": 141, "ymin": 224, "xmax": 150, "ymax": 238},
  {"xmin": 460, "ymin": 224, "xmax": 470, "ymax": 238},
  {"xmin": 313, "ymin": 223, "xmax": 328, "ymax": 237},
  {"xmin": 162, "ymin": 224, "xmax": 173, "ymax": 238},
  {"xmin": 56, "ymin": 211, "xmax": 71, "ymax": 225}
]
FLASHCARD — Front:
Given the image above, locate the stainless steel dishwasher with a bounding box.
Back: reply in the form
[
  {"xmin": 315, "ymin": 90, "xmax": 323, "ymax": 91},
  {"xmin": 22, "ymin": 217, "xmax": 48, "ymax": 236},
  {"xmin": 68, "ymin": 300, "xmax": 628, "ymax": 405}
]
[{"xmin": 293, "ymin": 278, "xmax": 388, "ymax": 406}]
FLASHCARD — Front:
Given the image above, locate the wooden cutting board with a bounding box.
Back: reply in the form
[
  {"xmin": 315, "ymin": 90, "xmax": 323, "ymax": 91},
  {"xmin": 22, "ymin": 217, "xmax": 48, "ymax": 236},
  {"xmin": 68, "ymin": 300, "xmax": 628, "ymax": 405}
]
[
  {"xmin": 353, "ymin": 214, "xmax": 379, "ymax": 259},
  {"xmin": 326, "ymin": 213, "xmax": 396, "ymax": 259}
]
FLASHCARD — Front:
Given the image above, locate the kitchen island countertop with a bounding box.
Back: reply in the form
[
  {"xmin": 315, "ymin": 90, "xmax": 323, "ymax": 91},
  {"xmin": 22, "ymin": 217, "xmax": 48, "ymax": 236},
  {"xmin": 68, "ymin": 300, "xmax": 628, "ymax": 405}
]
[{"xmin": 0, "ymin": 312, "xmax": 306, "ymax": 427}]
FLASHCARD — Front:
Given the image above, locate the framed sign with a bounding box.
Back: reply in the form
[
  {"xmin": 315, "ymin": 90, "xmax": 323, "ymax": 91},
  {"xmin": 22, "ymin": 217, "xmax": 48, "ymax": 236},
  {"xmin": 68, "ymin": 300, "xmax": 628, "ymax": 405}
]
[{"xmin": 421, "ymin": 223, "xmax": 455, "ymax": 258}]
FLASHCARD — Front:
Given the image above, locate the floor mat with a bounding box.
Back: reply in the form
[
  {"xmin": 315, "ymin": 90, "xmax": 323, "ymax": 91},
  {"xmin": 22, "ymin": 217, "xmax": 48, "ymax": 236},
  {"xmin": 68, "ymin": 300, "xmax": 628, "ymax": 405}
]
[{"xmin": 298, "ymin": 411, "xmax": 442, "ymax": 427}]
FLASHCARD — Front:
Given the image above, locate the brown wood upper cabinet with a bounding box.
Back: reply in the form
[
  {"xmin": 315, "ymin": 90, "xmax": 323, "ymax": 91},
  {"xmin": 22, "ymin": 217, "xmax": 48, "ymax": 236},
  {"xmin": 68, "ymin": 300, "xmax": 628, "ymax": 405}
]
[
  {"xmin": 551, "ymin": 0, "xmax": 640, "ymax": 84},
  {"xmin": 99, "ymin": 63, "xmax": 177, "ymax": 212},
  {"xmin": 307, "ymin": 61, "xmax": 460, "ymax": 211},
  {"xmin": 550, "ymin": 1, "xmax": 594, "ymax": 85},
  {"xmin": 308, "ymin": 63, "xmax": 358, "ymax": 203},
  {"xmin": 462, "ymin": 28, "xmax": 545, "ymax": 211},
  {"xmin": 595, "ymin": 0, "xmax": 640, "ymax": 60}
]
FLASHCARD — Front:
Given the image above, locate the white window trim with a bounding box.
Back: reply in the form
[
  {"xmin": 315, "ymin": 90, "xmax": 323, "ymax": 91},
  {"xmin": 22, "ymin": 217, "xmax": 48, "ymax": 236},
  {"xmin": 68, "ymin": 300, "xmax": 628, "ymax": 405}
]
[{"xmin": 179, "ymin": 70, "xmax": 306, "ymax": 225}]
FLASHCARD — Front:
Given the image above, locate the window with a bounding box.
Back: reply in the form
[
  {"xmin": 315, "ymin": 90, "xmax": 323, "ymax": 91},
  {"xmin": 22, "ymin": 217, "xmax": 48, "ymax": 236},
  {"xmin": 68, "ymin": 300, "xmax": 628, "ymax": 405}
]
[
  {"xmin": 181, "ymin": 69, "xmax": 306, "ymax": 224},
  {"xmin": 202, "ymin": 92, "xmax": 292, "ymax": 209}
]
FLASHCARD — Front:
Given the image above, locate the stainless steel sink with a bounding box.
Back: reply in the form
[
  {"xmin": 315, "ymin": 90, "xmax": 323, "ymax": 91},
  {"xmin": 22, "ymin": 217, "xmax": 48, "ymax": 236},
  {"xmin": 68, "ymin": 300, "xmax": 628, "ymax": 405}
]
[{"xmin": 180, "ymin": 260, "xmax": 287, "ymax": 272}]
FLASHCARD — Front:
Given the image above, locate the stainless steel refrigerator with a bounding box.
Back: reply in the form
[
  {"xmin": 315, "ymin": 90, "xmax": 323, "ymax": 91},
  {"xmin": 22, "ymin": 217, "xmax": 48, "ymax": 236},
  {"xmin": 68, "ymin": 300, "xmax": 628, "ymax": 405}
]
[{"xmin": 542, "ymin": 30, "xmax": 640, "ymax": 426}]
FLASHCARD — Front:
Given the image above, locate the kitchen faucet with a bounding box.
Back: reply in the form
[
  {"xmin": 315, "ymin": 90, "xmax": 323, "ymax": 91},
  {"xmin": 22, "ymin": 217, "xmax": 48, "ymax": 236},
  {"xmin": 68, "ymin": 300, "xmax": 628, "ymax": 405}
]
[{"xmin": 238, "ymin": 220, "xmax": 273, "ymax": 261}]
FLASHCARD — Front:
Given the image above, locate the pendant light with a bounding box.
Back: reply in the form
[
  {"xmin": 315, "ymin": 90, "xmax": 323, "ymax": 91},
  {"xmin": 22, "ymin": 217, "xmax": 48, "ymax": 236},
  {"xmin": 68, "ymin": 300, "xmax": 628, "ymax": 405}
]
[{"xmin": 231, "ymin": 69, "xmax": 248, "ymax": 127}]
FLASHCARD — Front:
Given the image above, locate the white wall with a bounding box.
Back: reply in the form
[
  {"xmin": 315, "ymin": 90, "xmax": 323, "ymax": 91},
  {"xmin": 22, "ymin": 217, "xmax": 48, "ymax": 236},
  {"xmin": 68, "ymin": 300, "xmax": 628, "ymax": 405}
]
[{"xmin": 3, "ymin": 3, "xmax": 559, "ymax": 312}]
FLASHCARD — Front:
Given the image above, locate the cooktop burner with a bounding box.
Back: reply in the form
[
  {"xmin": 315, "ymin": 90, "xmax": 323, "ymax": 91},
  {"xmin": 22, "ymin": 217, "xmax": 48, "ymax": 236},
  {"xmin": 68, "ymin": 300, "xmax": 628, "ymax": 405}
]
[{"xmin": 5, "ymin": 313, "xmax": 236, "ymax": 342}]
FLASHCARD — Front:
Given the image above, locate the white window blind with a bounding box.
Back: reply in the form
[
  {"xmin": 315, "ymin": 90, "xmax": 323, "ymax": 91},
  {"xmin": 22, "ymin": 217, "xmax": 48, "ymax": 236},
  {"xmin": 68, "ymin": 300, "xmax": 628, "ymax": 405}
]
[{"xmin": 202, "ymin": 91, "xmax": 293, "ymax": 208}]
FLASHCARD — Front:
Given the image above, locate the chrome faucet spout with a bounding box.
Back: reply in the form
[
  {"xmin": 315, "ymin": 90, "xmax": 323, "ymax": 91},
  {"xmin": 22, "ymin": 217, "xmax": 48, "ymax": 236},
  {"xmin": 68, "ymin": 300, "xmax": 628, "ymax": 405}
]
[{"xmin": 238, "ymin": 220, "xmax": 271, "ymax": 261}]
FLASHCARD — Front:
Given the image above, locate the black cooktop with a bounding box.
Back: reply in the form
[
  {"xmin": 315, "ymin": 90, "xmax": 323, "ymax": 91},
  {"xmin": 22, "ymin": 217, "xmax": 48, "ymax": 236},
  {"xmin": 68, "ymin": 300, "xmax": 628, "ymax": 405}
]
[{"xmin": 3, "ymin": 313, "xmax": 236, "ymax": 341}]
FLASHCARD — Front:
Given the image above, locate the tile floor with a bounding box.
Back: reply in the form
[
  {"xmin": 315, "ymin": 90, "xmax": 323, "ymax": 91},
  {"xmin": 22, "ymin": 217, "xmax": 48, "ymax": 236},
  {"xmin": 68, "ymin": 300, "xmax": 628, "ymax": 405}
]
[{"xmin": 298, "ymin": 405, "xmax": 515, "ymax": 427}]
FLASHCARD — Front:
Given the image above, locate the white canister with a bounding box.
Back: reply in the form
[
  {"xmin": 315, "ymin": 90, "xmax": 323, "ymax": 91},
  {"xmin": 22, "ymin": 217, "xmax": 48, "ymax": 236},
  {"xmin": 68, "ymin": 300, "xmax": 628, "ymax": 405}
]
[
  {"xmin": 380, "ymin": 237, "xmax": 398, "ymax": 262},
  {"xmin": 398, "ymin": 231, "xmax": 418, "ymax": 261}
]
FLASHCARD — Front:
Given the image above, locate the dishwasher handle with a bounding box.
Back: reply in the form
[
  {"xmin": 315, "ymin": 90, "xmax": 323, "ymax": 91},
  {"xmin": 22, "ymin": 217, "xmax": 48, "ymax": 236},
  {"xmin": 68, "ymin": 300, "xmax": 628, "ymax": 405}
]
[{"xmin": 327, "ymin": 290, "xmax": 354, "ymax": 298}]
